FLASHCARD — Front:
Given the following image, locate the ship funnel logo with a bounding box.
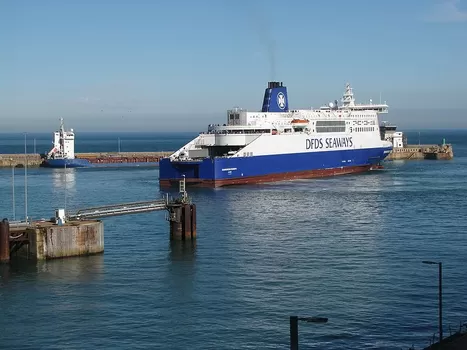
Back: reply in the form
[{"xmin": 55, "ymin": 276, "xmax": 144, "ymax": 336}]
[{"xmin": 277, "ymin": 92, "xmax": 286, "ymax": 110}]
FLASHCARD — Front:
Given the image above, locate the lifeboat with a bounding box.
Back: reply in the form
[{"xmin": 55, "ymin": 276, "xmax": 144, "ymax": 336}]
[{"xmin": 290, "ymin": 119, "xmax": 309, "ymax": 128}]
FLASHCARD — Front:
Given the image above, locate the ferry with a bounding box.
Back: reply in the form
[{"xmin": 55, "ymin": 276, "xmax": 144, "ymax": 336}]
[{"xmin": 159, "ymin": 82, "xmax": 393, "ymax": 187}]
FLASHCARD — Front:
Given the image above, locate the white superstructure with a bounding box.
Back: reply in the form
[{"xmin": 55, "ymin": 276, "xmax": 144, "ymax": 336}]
[
  {"xmin": 47, "ymin": 118, "xmax": 76, "ymax": 160},
  {"xmin": 170, "ymin": 83, "xmax": 390, "ymax": 161},
  {"xmin": 380, "ymin": 121, "xmax": 406, "ymax": 148}
]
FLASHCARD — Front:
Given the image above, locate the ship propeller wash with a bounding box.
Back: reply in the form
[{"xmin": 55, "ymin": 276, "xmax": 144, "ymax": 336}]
[{"xmin": 159, "ymin": 82, "xmax": 393, "ymax": 187}]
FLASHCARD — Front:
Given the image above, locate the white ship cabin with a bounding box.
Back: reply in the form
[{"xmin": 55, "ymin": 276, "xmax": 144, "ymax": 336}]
[
  {"xmin": 171, "ymin": 82, "xmax": 389, "ymax": 160},
  {"xmin": 47, "ymin": 118, "xmax": 76, "ymax": 159},
  {"xmin": 380, "ymin": 121, "xmax": 406, "ymax": 148}
]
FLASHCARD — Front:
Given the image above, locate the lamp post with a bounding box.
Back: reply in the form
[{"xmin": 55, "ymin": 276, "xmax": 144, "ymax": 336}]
[
  {"xmin": 24, "ymin": 133, "xmax": 28, "ymax": 223},
  {"xmin": 422, "ymin": 260, "xmax": 443, "ymax": 342},
  {"xmin": 290, "ymin": 315, "xmax": 328, "ymax": 350},
  {"xmin": 64, "ymin": 162, "xmax": 67, "ymax": 215},
  {"xmin": 10, "ymin": 158, "xmax": 15, "ymax": 220}
]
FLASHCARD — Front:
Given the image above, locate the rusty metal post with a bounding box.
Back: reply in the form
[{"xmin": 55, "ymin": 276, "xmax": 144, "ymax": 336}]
[
  {"xmin": 182, "ymin": 204, "xmax": 192, "ymax": 240},
  {"xmin": 0, "ymin": 218, "xmax": 10, "ymax": 263},
  {"xmin": 169, "ymin": 205, "xmax": 183, "ymax": 241},
  {"xmin": 190, "ymin": 204, "xmax": 196, "ymax": 239}
]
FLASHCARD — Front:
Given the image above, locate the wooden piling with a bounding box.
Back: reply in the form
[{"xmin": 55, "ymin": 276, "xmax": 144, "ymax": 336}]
[{"xmin": 0, "ymin": 218, "xmax": 10, "ymax": 263}]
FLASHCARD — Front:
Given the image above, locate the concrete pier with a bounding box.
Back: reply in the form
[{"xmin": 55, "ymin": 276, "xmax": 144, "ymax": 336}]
[
  {"xmin": 0, "ymin": 154, "xmax": 42, "ymax": 167},
  {"xmin": 2, "ymin": 178, "xmax": 195, "ymax": 262},
  {"xmin": 6, "ymin": 220, "xmax": 104, "ymax": 261},
  {"xmin": 387, "ymin": 144, "xmax": 454, "ymax": 161},
  {"xmin": 0, "ymin": 152, "xmax": 171, "ymax": 168},
  {"xmin": 75, "ymin": 151, "xmax": 171, "ymax": 165}
]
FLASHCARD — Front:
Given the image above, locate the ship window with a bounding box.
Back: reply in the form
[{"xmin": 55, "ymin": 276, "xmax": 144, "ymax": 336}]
[
  {"xmin": 316, "ymin": 120, "xmax": 345, "ymax": 127},
  {"xmin": 317, "ymin": 126, "xmax": 346, "ymax": 133}
]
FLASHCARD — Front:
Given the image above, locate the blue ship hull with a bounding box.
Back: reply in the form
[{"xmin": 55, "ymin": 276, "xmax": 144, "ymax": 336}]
[
  {"xmin": 159, "ymin": 146, "xmax": 392, "ymax": 187},
  {"xmin": 43, "ymin": 158, "xmax": 160, "ymax": 168},
  {"xmin": 43, "ymin": 158, "xmax": 91, "ymax": 168}
]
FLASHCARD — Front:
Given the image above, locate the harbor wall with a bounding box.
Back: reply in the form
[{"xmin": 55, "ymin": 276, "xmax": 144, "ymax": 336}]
[
  {"xmin": 386, "ymin": 144, "xmax": 453, "ymax": 161},
  {"xmin": 0, "ymin": 154, "xmax": 42, "ymax": 167},
  {"xmin": 76, "ymin": 151, "xmax": 171, "ymax": 159},
  {"xmin": 0, "ymin": 151, "xmax": 172, "ymax": 168},
  {"xmin": 1, "ymin": 145, "xmax": 453, "ymax": 168},
  {"xmin": 75, "ymin": 151, "xmax": 171, "ymax": 164},
  {"xmin": 14, "ymin": 221, "xmax": 104, "ymax": 260}
]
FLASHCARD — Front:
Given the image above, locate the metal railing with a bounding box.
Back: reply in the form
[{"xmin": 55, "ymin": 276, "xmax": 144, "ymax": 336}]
[{"xmin": 68, "ymin": 200, "xmax": 168, "ymax": 220}]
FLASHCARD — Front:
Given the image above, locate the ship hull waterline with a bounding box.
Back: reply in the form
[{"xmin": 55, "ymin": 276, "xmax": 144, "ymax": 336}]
[
  {"xmin": 160, "ymin": 164, "xmax": 385, "ymax": 188},
  {"xmin": 42, "ymin": 158, "xmax": 160, "ymax": 168},
  {"xmin": 159, "ymin": 145, "xmax": 392, "ymax": 188}
]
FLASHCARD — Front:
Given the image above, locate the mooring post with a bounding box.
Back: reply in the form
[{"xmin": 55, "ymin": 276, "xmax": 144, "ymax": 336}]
[
  {"xmin": 290, "ymin": 316, "xmax": 299, "ymax": 350},
  {"xmin": 0, "ymin": 218, "xmax": 10, "ymax": 263},
  {"xmin": 182, "ymin": 203, "xmax": 192, "ymax": 240},
  {"xmin": 169, "ymin": 205, "xmax": 183, "ymax": 240},
  {"xmin": 190, "ymin": 204, "xmax": 197, "ymax": 239},
  {"xmin": 166, "ymin": 176, "xmax": 197, "ymax": 241}
]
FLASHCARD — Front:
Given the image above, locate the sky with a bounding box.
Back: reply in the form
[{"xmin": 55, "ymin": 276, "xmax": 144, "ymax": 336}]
[{"xmin": 1, "ymin": 0, "xmax": 466, "ymax": 132}]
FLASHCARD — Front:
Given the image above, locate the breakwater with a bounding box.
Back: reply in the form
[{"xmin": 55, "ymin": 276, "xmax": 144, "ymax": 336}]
[
  {"xmin": 387, "ymin": 144, "xmax": 453, "ymax": 161},
  {"xmin": 0, "ymin": 154, "xmax": 42, "ymax": 167},
  {"xmin": 0, "ymin": 145, "xmax": 454, "ymax": 168},
  {"xmin": 0, "ymin": 151, "xmax": 172, "ymax": 168}
]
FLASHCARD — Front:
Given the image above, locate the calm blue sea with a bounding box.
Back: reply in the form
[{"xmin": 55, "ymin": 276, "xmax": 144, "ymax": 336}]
[{"xmin": 0, "ymin": 130, "xmax": 466, "ymax": 350}]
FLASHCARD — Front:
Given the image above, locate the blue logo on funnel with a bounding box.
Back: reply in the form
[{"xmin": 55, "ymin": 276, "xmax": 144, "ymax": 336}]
[{"xmin": 277, "ymin": 92, "xmax": 286, "ymax": 110}]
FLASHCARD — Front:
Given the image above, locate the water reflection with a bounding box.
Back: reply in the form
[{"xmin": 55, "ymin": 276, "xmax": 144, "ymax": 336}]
[
  {"xmin": 164, "ymin": 240, "xmax": 197, "ymax": 305},
  {"xmin": 0, "ymin": 254, "xmax": 104, "ymax": 285},
  {"xmin": 36, "ymin": 254, "xmax": 104, "ymax": 282},
  {"xmin": 169, "ymin": 240, "xmax": 197, "ymax": 262},
  {"xmin": 52, "ymin": 168, "xmax": 77, "ymax": 192},
  {"xmin": 207, "ymin": 173, "xmax": 389, "ymax": 239}
]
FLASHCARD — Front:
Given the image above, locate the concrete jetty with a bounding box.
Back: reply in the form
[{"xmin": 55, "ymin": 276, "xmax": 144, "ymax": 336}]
[
  {"xmin": 0, "ymin": 154, "xmax": 42, "ymax": 168},
  {"xmin": 74, "ymin": 151, "xmax": 171, "ymax": 165},
  {"xmin": 0, "ymin": 151, "xmax": 171, "ymax": 168},
  {"xmin": 387, "ymin": 144, "xmax": 454, "ymax": 161},
  {"xmin": 1, "ymin": 219, "xmax": 104, "ymax": 262},
  {"xmin": 380, "ymin": 123, "xmax": 454, "ymax": 161},
  {"xmin": 0, "ymin": 178, "xmax": 196, "ymax": 263}
]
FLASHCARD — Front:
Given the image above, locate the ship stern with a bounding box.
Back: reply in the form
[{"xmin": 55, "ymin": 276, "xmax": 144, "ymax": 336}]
[{"xmin": 159, "ymin": 157, "xmax": 217, "ymax": 187}]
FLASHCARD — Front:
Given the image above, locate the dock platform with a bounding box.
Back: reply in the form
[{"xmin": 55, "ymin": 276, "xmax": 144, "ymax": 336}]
[
  {"xmin": 0, "ymin": 152, "xmax": 172, "ymax": 168},
  {"xmin": 0, "ymin": 178, "xmax": 196, "ymax": 263},
  {"xmin": 387, "ymin": 144, "xmax": 453, "ymax": 161},
  {"xmin": 1, "ymin": 219, "xmax": 104, "ymax": 261}
]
